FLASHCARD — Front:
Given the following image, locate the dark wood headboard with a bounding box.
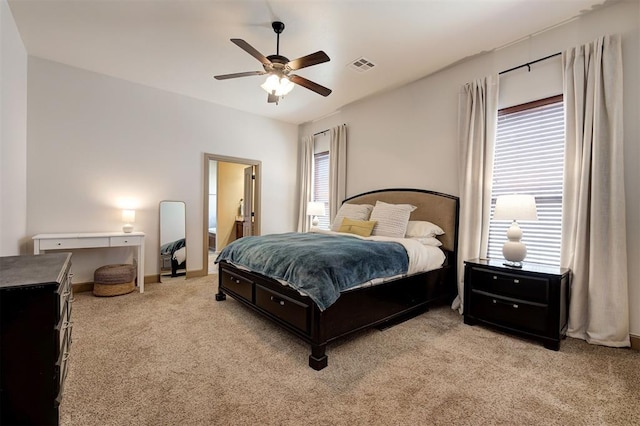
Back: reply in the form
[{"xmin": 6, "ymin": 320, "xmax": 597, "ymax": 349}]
[{"xmin": 343, "ymin": 188, "xmax": 459, "ymax": 254}]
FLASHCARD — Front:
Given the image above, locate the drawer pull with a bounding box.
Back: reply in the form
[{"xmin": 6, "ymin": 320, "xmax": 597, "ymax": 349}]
[
  {"xmin": 234, "ymin": 279, "xmax": 240, "ymax": 284},
  {"xmin": 492, "ymin": 299, "xmax": 519, "ymax": 309},
  {"xmin": 514, "ymin": 279, "xmax": 520, "ymax": 284},
  {"xmin": 493, "ymin": 275, "xmax": 497, "ymax": 280},
  {"xmin": 270, "ymin": 296, "xmax": 285, "ymax": 306},
  {"xmin": 57, "ymin": 242, "xmax": 62, "ymax": 246}
]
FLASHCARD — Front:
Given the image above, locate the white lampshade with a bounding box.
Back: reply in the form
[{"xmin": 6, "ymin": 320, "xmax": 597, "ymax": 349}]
[
  {"xmin": 307, "ymin": 202, "xmax": 325, "ymax": 217},
  {"xmin": 307, "ymin": 201, "xmax": 325, "ymax": 227},
  {"xmin": 493, "ymin": 194, "xmax": 538, "ymax": 221},
  {"xmin": 122, "ymin": 209, "xmax": 135, "ymax": 233},
  {"xmin": 261, "ymin": 74, "xmax": 294, "ymax": 97},
  {"xmin": 493, "ymin": 194, "xmax": 537, "ymax": 267}
]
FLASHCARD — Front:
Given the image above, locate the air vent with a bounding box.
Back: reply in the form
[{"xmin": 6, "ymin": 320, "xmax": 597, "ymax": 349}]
[{"xmin": 348, "ymin": 57, "xmax": 376, "ymax": 72}]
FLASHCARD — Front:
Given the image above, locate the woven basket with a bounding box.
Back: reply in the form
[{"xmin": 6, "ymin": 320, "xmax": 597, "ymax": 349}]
[
  {"xmin": 93, "ymin": 280, "xmax": 135, "ymax": 297},
  {"xmin": 93, "ymin": 264, "xmax": 136, "ymax": 297}
]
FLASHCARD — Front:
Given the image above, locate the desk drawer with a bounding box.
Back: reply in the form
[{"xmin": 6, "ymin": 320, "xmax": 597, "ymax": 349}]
[
  {"xmin": 469, "ymin": 267, "xmax": 549, "ymax": 303},
  {"xmin": 110, "ymin": 236, "xmax": 142, "ymax": 246},
  {"xmin": 255, "ymin": 285, "xmax": 310, "ymax": 333},
  {"xmin": 470, "ymin": 291, "xmax": 548, "ymax": 334},
  {"xmin": 40, "ymin": 237, "xmax": 109, "ymax": 250},
  {"xmin": 221, "ymin": 270, "xmax": 253, "ymax": 302}
]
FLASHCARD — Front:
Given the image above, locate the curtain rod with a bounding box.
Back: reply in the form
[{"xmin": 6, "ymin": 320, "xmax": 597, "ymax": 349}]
[
  {"xmin": 313, "ymin": 123, "xmax": 347, "ymax": 137},
  {"xmin": 499, "ymin": 52, "xmax": 561, "ymax": 75}
]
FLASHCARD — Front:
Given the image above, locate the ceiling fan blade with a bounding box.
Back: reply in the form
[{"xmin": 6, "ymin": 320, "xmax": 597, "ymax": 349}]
[
  {"xmin": 267, "ymin": 93, "xmax": 279, "ymax": 103},
  {"xmin": 230, "ymin": 39, "xmax": 272, "ymax": 66},
  {"xmin": 214, "ymin": 71, "xmax": 266, "ymax": 80},
  {"xmin": 287, "ymin": 51, "xmax": 330, "ymax": 71},
  {"xmin": 289, "ymin": 74, "xmax": 332, "ymax": 97}
]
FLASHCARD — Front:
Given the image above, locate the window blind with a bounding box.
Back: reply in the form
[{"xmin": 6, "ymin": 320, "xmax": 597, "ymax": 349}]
[
  {"xmin": 313, "ymin": 151, "xmax": 330, "ymax": 229},
  {"xmin": 487, "ymin": 96, "xmax": 564, "ymax": 266}
]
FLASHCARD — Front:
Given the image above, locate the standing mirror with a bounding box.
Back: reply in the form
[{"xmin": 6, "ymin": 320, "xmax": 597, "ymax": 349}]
[{"xmin": 159, "ymin": 201, "xmax": 186, "ymax": 281}]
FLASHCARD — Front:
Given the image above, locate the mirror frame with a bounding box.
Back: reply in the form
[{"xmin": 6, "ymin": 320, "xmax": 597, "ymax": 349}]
[{"xmin": 159, "ymin": 200, "xmax": 187, "ymax": 281}]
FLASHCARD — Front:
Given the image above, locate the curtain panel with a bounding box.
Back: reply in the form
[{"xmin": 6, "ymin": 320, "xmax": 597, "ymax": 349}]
[
  {"xmin": 561, "ymin": 34, "xmax": 629, "ymax": 347},
  {"xmin": 296, "ymin": 135, "xmax": 314, "ymax": 232},
  {"xmin": 454, "ymin": 75, "xmax": 499, "ymax": 313},
  {"xmin": 329, "ymin": 124, "xmax": 347, "ymax": 222}
]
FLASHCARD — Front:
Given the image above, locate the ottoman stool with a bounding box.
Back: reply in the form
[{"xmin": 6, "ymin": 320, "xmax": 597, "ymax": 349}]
[{"xmin": 93, "ymin": 264, "xmax": 136, "ymax": 297}]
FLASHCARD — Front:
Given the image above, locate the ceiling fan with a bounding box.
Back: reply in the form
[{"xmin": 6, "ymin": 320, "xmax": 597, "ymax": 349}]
[{"xmin": 214, "ymin": 21, "xmax": 331, "ymax": 104}]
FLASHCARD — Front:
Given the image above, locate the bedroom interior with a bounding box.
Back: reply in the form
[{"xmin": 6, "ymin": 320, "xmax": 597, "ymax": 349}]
[{"xmin": 1, "ymin": 0, "xmax": 639, "ymax": 424}]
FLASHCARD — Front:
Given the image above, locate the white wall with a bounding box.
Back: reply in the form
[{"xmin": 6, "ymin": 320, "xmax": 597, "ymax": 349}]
[
  {"xmin": 299, "ymin": 1, "xmax": 640, "ymax": 336},
  {"xmin": 27, "ymin": 58, "xmax": 298, "ymax": 282},
  {"xmin": 0, "ymin": 0, "xmax": 28, "ymax": 256}
]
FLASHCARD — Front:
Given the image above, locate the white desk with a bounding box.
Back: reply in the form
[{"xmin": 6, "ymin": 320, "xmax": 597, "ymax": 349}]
[{"xmin": 33, "ymin": 232, "xmax": 146, "ymax": 293}]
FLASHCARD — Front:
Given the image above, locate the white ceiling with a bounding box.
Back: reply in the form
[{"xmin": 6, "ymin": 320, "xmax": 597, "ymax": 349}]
[{"xmin": 8, "ymin": 0, "xmax": 606, "ymax": 125}]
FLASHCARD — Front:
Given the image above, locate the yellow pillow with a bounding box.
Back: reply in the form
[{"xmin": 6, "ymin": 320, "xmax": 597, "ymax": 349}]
[{"xmin": 338, "ymin": 218, "xmax": 377, "ymax": 237}]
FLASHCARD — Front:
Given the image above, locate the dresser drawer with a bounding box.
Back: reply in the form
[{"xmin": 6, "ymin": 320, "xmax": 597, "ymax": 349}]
[
  {"xmin": 469, "ymin": 267, "xmax": 549, "ymax": 303},
  {"xmin": 255, "ymin": 285, "xmax": 310, "ymax": 333},
  {"xmin": 221, "ymin": 270, "xmax": 254, "ymax": 302},
  {"xmin": 469, "ymin": 291, "xmax": 548, "ymax": 334},
  {"xmin": 40, "ymin": 237, "xmax": 108, "ymax": 250},
  {"xmin": 110, "ymin": 235, "xmax": 143, "ymax": 246}
]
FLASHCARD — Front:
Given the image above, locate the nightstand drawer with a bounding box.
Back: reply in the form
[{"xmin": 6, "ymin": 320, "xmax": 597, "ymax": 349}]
[
  {"xmin": 469, "ymin": 267, "xmax": 549, "ymax": 303},
  {"xmin": 470, "ymin": 291, "xmax": 548, "ymax": 333}
]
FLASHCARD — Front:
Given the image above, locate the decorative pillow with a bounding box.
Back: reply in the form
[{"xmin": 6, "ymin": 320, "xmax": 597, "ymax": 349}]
[
  {"xmin": 338, "ymin": 218, "xmax": 377, "ymax": 237},
  {"xmin": 409, "ymin": 236, "xmax": 443, "ymax": 247},
  {"xmin": 369, "ymin": 201, "xmax": 417, "ymax": 238},
  {"xmin": 405, "ymin": 220, "xmax": 445, "ymax": 238},
  {"xmin": 330, "ymin": 204, "xmax": 374, "ymax": 231}
]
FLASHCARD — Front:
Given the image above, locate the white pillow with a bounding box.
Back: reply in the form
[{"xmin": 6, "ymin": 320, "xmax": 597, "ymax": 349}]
[
  {"xmin": 405, "ymin": 220, "xmax": 445, "ymax": 238},
  {"xmin": 369, "ymin": 201, "xmax": 417, "ymax": 238},
  {"xmin": 409, "ymin": 236, "xmax": 443, "ymax": 247},
  {"xmin": 330, "ymin": 204, "xmax": 374, "ymax": 231}
]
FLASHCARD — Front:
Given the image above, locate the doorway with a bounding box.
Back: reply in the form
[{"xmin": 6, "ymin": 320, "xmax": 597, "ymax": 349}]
[{"xmin": 203, "ymin": 153, "xmax": 261, "ymax": 275}]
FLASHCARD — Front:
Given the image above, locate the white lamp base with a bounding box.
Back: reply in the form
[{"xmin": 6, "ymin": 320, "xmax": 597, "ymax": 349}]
[
  {"xmin": 502, "ymin": 220, "xmax": 527, "ymax": 267},
  {"xmin": 123, "ymin": 224, "xmax": 134, "ymax": 233}
]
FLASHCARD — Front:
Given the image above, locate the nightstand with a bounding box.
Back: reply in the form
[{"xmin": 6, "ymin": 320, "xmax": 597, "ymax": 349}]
[{"xmin": 463, "ymin": 258, "xmax": 571, "ymax": 350}]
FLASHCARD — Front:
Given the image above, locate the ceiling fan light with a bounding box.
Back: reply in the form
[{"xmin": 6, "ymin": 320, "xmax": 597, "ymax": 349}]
[{"xmin": 261, "ymin": 74, "xmax": 294, "ymax": 96}]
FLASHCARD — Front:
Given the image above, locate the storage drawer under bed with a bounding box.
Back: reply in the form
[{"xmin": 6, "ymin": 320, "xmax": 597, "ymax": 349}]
[
  {"xmin": 220, "ymin": 270, "xmax": 254, "ymax": 302},
  {"xmin": 255, "ymin": 284, "xmax": 311, "ymax": 334}
]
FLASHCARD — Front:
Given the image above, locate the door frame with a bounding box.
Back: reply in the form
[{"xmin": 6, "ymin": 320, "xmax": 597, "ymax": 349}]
[{"xmin": 203, "ymin": 153, "xmax": 261, "ymax": 276}]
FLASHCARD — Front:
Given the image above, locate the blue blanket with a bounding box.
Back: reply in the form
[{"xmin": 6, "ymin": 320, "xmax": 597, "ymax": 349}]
[{"xmin": 215, "ymin": 232, "xmax": 408, "ymax": 310}]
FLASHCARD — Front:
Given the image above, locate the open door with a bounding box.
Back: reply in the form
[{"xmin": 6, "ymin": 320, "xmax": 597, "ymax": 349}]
[{"xmin": 243, "ymin": 166, "xmax": 254, "ymax": 236}]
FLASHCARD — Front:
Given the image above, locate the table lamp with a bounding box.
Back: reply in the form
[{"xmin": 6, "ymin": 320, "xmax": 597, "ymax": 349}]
[
  {"xmin": 122, "ymin": 209, "xmax": 135, "ymax": 233},
  {"xmin": 307, "ymin": 202, "xmax": 325, "ymax": 227},
  {"xmin": 493, "ymin": 194, "xmax": 537, "ymax": 267}
]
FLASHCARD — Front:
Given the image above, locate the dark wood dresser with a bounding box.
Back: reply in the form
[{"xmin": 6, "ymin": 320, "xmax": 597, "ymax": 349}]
[
  {"xmin": 0, "ymin": 253, "xmax": 73, "ymax": 425},
  {"xmin": 463, "ymin": 258, "xmax": 570, "ymax": 350}
]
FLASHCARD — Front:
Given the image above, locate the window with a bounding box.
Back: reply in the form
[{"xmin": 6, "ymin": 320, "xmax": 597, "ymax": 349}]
[
  {"xmin": 487, "ymin": 95, "xmax": 564, "ymax": 266},
  {"xmin": 313, "ymin": 151, "xmax": 330, "ymax": 229}
]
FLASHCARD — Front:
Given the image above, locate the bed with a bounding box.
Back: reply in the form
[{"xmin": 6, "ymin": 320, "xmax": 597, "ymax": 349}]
[
  {"xmin": 160, "ymin": 238, "xmax": 187, "ymax": 277},
  {"xmin": 215, "ymin": 188, "xmax": 459, "ymax": 370}
]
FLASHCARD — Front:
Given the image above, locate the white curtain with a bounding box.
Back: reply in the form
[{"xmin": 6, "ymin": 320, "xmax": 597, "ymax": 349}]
[
  {"xmin": 453, "ymin": 75, "xmax": 499, "ymax": 313},
  {"xmin": 296, "ymin": 135, "xmax": 314, "ymax": 232},
  {"xmin": 329, "ymin": 124, "xmax": 347, "ymax": 222},
  {"xmin": 561, "ymin": 34, "xmax": 629, "ymax": 347}
]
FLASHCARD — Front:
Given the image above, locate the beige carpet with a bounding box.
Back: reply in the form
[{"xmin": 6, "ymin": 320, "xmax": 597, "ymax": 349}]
[{"xmin": 61, "ymin": 275, "xmax": 640, "ymax": 426}]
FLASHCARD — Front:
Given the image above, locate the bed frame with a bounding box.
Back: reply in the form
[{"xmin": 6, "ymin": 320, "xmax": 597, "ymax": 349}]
[{"xmin": 215, "ymin": 188, "xmax": 459, "ymax": 370}]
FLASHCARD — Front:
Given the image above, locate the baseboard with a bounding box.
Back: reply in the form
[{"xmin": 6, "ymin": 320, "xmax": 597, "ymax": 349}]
[
  {"xmin": 187, "ymin": 268, "xmax": 207, "ymax": 279},
  {"xmin": 631, "ymin": 334, "xmax": 640, "ymax": 351},
  {"xmin": 72, "ymin": 282, "xmax": 94, "ymax": 293},
  {"xmin": 74, "ymin": 271, "xmax": 209, "ymax": 293}
]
